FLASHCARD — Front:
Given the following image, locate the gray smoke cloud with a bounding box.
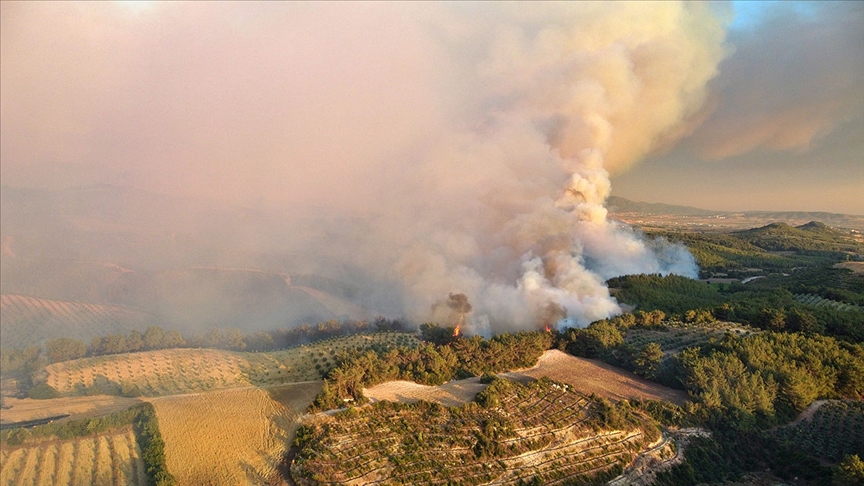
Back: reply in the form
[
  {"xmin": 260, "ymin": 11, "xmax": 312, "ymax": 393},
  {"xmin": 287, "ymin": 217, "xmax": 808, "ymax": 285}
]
[{"xmin": 1, "ymin": 2, "xmax": 725, "ymax": 333}]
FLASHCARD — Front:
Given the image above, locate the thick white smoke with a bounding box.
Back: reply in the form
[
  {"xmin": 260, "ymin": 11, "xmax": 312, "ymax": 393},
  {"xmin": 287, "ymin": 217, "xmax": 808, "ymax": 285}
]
[
  {"xmin": 372, "ymin": 2, "xmax": 725, "ymax": 332},
  {"xmin": 1, "ymin": 2, "xmax": 729, "ymax": 333}
]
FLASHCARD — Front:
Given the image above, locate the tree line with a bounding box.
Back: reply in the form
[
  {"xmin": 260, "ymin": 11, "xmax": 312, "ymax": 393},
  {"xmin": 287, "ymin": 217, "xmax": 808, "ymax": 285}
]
[{"xmin": 310, "ymin": 327, "xmax": 553, "ymax": 411}]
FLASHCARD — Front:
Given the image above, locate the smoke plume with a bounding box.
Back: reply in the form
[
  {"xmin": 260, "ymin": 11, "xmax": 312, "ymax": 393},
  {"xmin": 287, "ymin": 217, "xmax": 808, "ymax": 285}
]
[{"xmin": 1, "ymin": 3, "xmax": 728, "ymax": 333}]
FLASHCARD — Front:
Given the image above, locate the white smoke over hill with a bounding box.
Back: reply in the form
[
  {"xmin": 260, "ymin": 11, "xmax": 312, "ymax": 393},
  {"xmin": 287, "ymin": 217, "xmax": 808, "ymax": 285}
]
[
  {"xmin": 364, "ymin": 3, "xmax": 727, "ymax": 331},
  {"xmin": 1, "ymin": 2, "xmax": 730, "ymax": 333}
]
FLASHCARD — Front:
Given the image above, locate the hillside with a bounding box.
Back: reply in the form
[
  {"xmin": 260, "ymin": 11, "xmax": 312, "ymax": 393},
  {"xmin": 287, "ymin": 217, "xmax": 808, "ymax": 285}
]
[
  {"xmin": 733, "ymin": 222, "xmax": 863, "ymax": 253},
  {"xmin": 38, "ymin": 332, "xmax": 419, "ymax": 397},
  {"xmin": 291, "ymin": 378, "xmax": 660, "ymax": 485},
  {"xmin": 0, "ymin": 295, "xmax": 158, "ymax": 350}
]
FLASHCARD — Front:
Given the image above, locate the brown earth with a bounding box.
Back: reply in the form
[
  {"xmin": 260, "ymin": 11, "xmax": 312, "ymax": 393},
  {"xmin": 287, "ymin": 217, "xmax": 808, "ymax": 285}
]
[
  {"xmin": 501, "ymin": 350, "xmax": 688, "ymax": 405},
  {"xmin": 0, "ymin": 395, "xmax": 142, "ymax": 425},
  {"xmin": 364, "ymin": 377, "xmax": 487, "ymax": 407},
  {"xmin": 834, "ymin": 262, "xmax": 864, "ymax": 274}
]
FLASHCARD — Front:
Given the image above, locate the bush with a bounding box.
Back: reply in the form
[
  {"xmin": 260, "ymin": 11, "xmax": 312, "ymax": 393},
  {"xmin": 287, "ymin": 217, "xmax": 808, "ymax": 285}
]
[{"xmin": 28, "ymin": 382, "xmax": 59, "ymax": 399}]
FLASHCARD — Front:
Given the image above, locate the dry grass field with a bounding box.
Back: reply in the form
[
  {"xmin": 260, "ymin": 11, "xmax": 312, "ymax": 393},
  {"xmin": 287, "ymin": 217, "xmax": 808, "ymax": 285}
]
[
  {"xmin": 0, "ymin": 395, "xmax": 142, "ymax": 425},
  {"xmin": 0, "ymin": 294, "xmax": 155, "ymax": 350},
  {"xmin": 0, "ymin": 426, "xmax": 146, "ymax": 486},
  {"xmin": 502, "ymin": 350, "xmax": 688, "ymax": 405},
  {"xmin": 364, "ymin": 377, "xmax": 487, "ymax": 407},
  {"xmin": 151, "ymin": 383, "xmax": 321, "ymax": 485},
  {"xmin": 834, "ymin": 261, "xmax": 864, "ymax": 274},
  {"xmin": 43, "ymin": 332, "xmax": 418, "ymax": 396}
]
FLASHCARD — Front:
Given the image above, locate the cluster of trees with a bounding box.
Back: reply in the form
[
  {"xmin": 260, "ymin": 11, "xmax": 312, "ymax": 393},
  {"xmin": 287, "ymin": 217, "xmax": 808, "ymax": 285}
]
[
  {"xmin": 310, "ymin": 328, "xmax": 553, "ymax": 411},
  {"xmin": 610, "ymin": 274, "xmax": 864, "ymax": 343},
  {"xmin": 560, "ymin": 318, "xmax": 864, "ymax": 428}
]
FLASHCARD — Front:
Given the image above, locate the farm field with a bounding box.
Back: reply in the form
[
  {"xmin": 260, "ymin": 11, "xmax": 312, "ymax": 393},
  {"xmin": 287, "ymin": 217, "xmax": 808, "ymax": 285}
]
[
  {"xmin": 151, "ymin": 385, "xmax": 319, "ymax": 485},
  {"xmin": 501, "ymin": 350, "xmax": 688, "ymax": 405},
  {"xmin": 0, "ymin": 395, "xmax": 141, "ymax": 425},
  {"xmin": 772, "ymin": 400, "xmax": 864, "ymax": 462},
  {"xmin": 364, "ymin": 376, "xmax": 487, "ymax": 407},
  {"xmin": 0, "ymin": 426, "xmax": 146, "ymax": 486},
  {"xmin": 0, "ymin": 294, "xmax": 156, "ymax": 350},
  {"xmin": 42, "ymin": 332, "xmax": 419, "ymax": 396},
  {"xmin": 794, "ymin": 293, "xmax": 862, "ymax": 312},
  {"xmin": 625, "ymin": 321, "xmax": 755, "ymax": 356},
  {"xmin": 291, "ymin": 378, "xmax": 658, "ymax": 485}
]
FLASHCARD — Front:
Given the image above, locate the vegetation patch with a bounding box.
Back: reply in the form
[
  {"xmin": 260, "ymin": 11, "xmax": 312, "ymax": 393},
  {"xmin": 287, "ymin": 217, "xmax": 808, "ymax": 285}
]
[
  {"xmin": 292, "ymin": 378, "xmax": 659, "ymax": 485},
  {"xmin": 39, "ymin": 332, "xmax": 418, "ymax": 397},
  {"xmin": 772, "ymin": 400, "xmax": 864, "ymax": 462}
]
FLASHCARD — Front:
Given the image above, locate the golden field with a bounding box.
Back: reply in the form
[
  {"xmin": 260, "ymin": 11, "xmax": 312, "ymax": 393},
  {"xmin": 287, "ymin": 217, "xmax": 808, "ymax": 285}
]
[
  {"xmin": 0, "ymin": 426, "xmax": 146, "ymax": 486},
  {"xmin": 151, "ymin": 383, "xmax": 322, "ymax": 485}
]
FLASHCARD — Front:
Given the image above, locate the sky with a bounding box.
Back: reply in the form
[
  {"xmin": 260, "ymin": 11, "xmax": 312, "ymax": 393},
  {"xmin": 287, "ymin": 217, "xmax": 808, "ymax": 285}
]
[
  {"xmin": 612, "ymin": 1, "xmax": 863, "ymax": 213},
  {"xmin": 1, "ymin": 1, "xmax": 861, "ymax": 214}
]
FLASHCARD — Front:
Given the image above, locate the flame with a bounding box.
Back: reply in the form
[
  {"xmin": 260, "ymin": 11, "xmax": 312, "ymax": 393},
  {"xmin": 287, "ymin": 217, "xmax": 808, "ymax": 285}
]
[
  {"xmin": 545, "ymin": 324, "xmax": 551, "ymax": 333},
  {"xmin": 453, "ymin": 325, "xmax": 461, "ymax": 337}
]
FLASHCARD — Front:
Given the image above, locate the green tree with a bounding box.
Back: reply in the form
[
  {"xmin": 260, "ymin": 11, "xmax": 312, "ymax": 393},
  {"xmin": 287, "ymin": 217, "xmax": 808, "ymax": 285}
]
[
  {"xmin": 835, "ymin": 455, "xmax": 864, "ymax": 486},
  {"xmin": 126, "ymin": 330, "xmax": 144, "ymax": 352},
  {"xmin": 45, "ymin": 337, "xmax": 87, "ymax": 363},
  {"xmin": 635, "ymin": 342, "xmax": 664, "ymax": 379},
  {"xmin": 144, "ymin": 326, "xmax": 165, "ymax": 350}
]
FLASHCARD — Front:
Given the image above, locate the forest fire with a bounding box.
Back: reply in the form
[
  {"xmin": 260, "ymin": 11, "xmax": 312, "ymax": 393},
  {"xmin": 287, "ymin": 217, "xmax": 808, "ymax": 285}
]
[{"xmin": 453, "ymin": 325, "xmax": 461, "ymax": 337}]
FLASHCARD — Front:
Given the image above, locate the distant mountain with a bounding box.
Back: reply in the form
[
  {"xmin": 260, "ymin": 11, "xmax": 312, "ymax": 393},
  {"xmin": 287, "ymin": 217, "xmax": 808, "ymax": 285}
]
[
  {"xmin": 605, "ymin": 196, "xmax": 718, "ymax": 216},
  {"xmin": 606, "ymin": 196, "xmax": 864, "ymax": 230}
]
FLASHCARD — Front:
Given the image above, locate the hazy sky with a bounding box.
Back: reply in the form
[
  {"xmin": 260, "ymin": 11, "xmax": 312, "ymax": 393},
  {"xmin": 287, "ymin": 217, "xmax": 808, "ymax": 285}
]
[
  {"xmin": 613, "ymin": 1, "xmax": 864, "ymax": 214},
  {"xmin": 1, "ymin": 1, "xmax": 862, "ymax": 214}
]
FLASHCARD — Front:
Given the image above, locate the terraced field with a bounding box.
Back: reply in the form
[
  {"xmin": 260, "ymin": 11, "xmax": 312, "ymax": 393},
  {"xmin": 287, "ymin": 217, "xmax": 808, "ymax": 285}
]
[
  {"xmin": 625, "ymin": 321, "xmax": 755, "ymax": 357},
  {"xmin": 291, "ymin": 379, "xmax": 658, "ymax": 485},
  {"xmin": 0, "ymin": 294, "xmax": 156, "ymax": 350},
  {"xmin": 42, "ymin": 332, "xmax": 419, "ymax": 396},
  {"xmin": 0, "ymin": 426, "xmax": 145, "ymax": 486}
]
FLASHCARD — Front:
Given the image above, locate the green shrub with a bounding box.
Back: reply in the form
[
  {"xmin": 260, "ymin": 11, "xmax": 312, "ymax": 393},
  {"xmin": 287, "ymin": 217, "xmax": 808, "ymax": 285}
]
[{"xmin": 28, "ymin": 382, "xmax": 60, "ymax": 399}]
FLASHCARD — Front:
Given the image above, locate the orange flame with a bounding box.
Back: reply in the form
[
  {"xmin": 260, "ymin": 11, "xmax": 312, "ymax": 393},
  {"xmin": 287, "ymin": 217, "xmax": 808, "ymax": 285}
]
[
  {"xmin": 545, "ymin": 323, "xmax": 551, "ymax": 333},
  {"xmin": 453, "ymin": 325, "xmax": 461, "ymax": 337}
]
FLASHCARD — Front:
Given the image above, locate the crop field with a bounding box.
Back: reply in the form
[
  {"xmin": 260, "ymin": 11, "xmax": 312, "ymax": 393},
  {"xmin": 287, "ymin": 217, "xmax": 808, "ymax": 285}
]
[
  {"xmin": 364, "ymin": 377, "xmax": 487, "ymax": 407},
  {"xmin": 773, "ymin": 400, "xmax": 864, "ymax": 462},
  {"xmin": 0, "ymin": 294, "xmax": 155, "ymax": 350},
  {"xmin": 625, "ymin": 321, "xmax": 755, "ymax": 356},
  {"xmin": 43, "ymin": 332, "xmax": 419, "ymax": 396},
  {"xmin": 0, "ymin": 426, "xmax": 146, "ymax": 486},
  {"xmin": 0, "ymin": 395, "xmax": 142, "ymax": 425},
  {"xmin": 794, "ymin": 293, "xmax": 862, "ymax": 312},
  {"xmin": 151, "ymin": 385, "xmax": 320, "ymax": 485},
  {"xmin": 502, "ymin": 350, "xmax": 688, "ymax": 405},
  {"xmin": 291, "ymin": 379, "xmax": 656, "ymax": 485}
]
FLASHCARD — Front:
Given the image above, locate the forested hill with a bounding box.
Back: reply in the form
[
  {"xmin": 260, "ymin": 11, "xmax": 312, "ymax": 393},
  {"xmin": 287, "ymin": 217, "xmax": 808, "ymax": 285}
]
[{"xmin": 733, "ymin": 222, "xmax": 862, "ymax": 252}]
